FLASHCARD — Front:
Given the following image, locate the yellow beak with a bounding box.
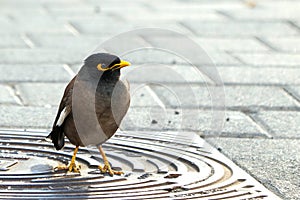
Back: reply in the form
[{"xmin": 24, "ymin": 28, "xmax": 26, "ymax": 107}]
[
  {"xmin": 97, "ymin": 60, "xmax": 131, "ymax": 71},
  {"xmin": 115, "ymin": 60, "xmax": 131, "ymax": 69}
]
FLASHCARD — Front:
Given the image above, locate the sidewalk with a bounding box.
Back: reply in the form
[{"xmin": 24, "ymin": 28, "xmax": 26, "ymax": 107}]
[{"xmin": 0, "ymin": 0, "xmax": 299, "ymax": 199}]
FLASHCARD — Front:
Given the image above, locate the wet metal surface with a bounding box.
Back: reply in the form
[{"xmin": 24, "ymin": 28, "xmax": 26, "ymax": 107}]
[{"xmin": 0, "ymin": 129, "xmax": 280, "ymax": 199}]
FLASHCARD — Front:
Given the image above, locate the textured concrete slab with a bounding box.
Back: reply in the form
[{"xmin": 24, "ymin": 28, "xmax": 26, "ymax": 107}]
[
  {"xmin": 206, "ymin": 138, "xmax": 300, "ymax": 200},
  {"xmin": 0, "ymin": 106, "xmax": 56, "ymax": 128},
  {"xmin": 0, "ymin": 49, "xmax": 87, "ymax": 64},
  {"xmin": 150, "ymin": 1, "xmax": 245, "ymax": 11},
  {"xmin": 183, "ymin": 21, "xmax": 299, "ymax": 37},
  {"xmin": 0, "ymin": 85, "xmax": 17, "ymax": 104},
  {"xmin": 122, "ymin": 108, "xmax": 264, "ymax": 138},
  {"xmin": 234, "ymin": 53, "xmax": 300, "ymax": 67},
  {"xmin": 218, "ymin": 67, "xmax": 300, "ymax": 85},
  {"xmin": 0, "ymin": 65, "xmax": 71, "ymax": 82},
  {"xmin": 29, "ymin": 35, "xmax": 108, "ymax": 51},
  {"xmin": 121, "ymin": 65, "xmax": 212, "ymax": 84},
  {"xmin": 123, "ymin": 11, "xmax": 226, "ymax": 21},
  {"xmin": 122, "ymin": 50, "xmax": 240, "ymax": 66},
  {"xmin": 149, "ymin": 84, "xmax": 299, "ymax": 109},
  {"xmin": 222, "ymin": 4, "xmax": 300, "ymax": 21},
  {"xmin": 0, "ymin": 16, "xmax": 69, "ymax": 34},
  {"xmin": 0, "ymin": 35, "xmax": 28, "ymax": 48},
  {"xmin": 285, "ymin": 86, "xmax": 300, "ymax": 102},
  {"xmin": 70, "ymin": 20, "xmax": 134, "ymax": 35},
  {"xmin": 143, "ymin": 35, "xmax": 270, "ymax": 54},
  {"xmin": 194, "ymin": 37, "xmax": 270, "ymax": 52},
  {"xmin": 252, "ymin": 111, "xmax": 300, "ymax": 138},
  {"xmin": 15, "ymin": 83, "xmax": 66, "ymax": 106},
  {"xmin": 265, "ymin": 37, "xmax": 300, "ymax": 53}
]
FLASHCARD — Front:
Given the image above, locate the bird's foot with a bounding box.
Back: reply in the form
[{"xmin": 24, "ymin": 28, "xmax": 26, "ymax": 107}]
[
  {"xmin": 98, "ymin": 162, "xmax": 123, "ymax": 176},
  {"xmin": 54, "ymin": 161, "xmax": 81, "ymax": 173}
]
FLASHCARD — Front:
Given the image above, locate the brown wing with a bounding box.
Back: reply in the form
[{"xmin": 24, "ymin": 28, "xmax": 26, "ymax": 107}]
[
  {"xmin": 52, "ymin": 76, "xmax": 76, "ymax": 128},
  {"xmin": 47, "ymin": 76, "xmax": 76, "ymax": 150}
]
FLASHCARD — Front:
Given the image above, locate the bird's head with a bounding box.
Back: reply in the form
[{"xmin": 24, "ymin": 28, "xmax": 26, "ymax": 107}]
[{"xmin": 84, "ymin": 53, "xmax": 131, "ymax": 73}]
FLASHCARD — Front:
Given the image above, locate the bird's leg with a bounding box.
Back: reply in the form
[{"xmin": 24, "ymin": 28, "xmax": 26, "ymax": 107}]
[
  {"xmin": 98, "ymin": 145, "xmax": 123, "ymax": 176},
  {"xmin": 55, "ymin": 146, "xmax": 81, "ymax": 173}
]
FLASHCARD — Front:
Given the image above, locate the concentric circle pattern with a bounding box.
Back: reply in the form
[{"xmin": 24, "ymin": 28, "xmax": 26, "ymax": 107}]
[{"xmin": 0, "ymin": 129, "xmax": 278, "ymax": 199}]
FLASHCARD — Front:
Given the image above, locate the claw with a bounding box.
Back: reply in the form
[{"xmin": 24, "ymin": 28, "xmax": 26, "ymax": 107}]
[
  {"xmin": 97, "ymin": 145, "xmax": 124, "ymax": 176},
  {"xmin": 68, "ymin": 161, "xmax": 81, "ymax": 173},
  {"xmin": 54, "ymin": 146, "xmax": 81, "ymax": 173},
  {"xmin": 98, "ymin": 163, "xmax": 124, "ymax": 176},
  {"xmin": 54, "ymin": 162, "xmax": 81, "ymax": 173}
]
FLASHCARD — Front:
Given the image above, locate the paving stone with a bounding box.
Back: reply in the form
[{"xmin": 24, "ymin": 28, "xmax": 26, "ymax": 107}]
[
  {"xmin": 253, "ymin": 111, "xmax": 300, "ymax": 139},
  {"xmin": 0, "ymin": 105, "xmax": 56, "ymax": 128},
  {"xmin": 145, "ymin": 35, "xmax": 270, "ymax": 53},
  {"xmin": 132, "ymin": 22, "xmax": 194, "ymax": 36},
  {"xmin": 195, "ymin": 37, "xmax": 270, "ymax": 52},
  {"xmin": 101, "ymin": 36, "xmax": 151, "ymax": 56},
  {"xmin": 122, "ymin": 10, "xmax": 225, "ymax": 21},
  {"xmin": 294, "ymin": 21, "xmax": 300, "ymax": 31},
  {"xmin": 0, "ymin": 35, "xmax": 28, "ymax": 48},
  {"xmin": 234, "ymin": 53, "xmax": 300, "ymax": 67},
  {"xmin": 218, "ymin": 66, "xmax": 300, "ymax": 85},
  {"xmin": 44, "ymin": 2, "xmax": 100, "ymax": 17},
  {"xmin": 70, "ymin": 20, "xmax": 134, "ymax": 35},
  {"xmin": 265, "ymin": 37, "xmax": 300, "ymax": 53},
  {"xmin": 121, "ymin": 48, "xmax": 240, "ymax": 66},
  {"xmin": 0, "ymin": 85, "xmax": 17, "ymax": 104},
  {"xmin": 222, "ymin": 4, "xmax": 300, "ymax": 21},
  {"xmin": 202, "ymin": 51, "xmax": 240, "ymax": 65},
  {"xmin": 206, "ymin": 138, "xmax": 300, "ymax": 200},
  {"xmin": 41, "ymin": 0, "xmax": 87, "ymax": 7},
  {"xmin": 70, "ymin": 19, "xmax": 195, "ymax": 36},
  {"xmin": 86, "ymin": 5, "xmax": 151, "ymax": 21},
  {"xmin": 15, "ymin": 83, "xmax": 66, "ymax": 107},
  {"xmin": 0, "ymin": 16, "xmax": 16, "ymax": 30},
  {"xmin": 0, "ymin": 0, "xmax": 81, "ymax": 8},
  {"xmin": 30, "ymin": 35, "xmax": 108, "ymax": 51},
  {"xmin": 0, "ymin": 14, "xmax": 69, "ymax": 34},
  {"xmin": 150, "ymin": 1, "xmax": 245, "ymax": 11},
  {"xmin": 55, "ymin": 13, "xmax": 117, "ymax": 22},
  {"xmin": 49, "ymin": 0, "xmax": 142, "ymax": 10},
  {"xmin": 128, "ymin": 84, "xmax": 161, "ymax": 107},
  {"xmin": 121, "ymin": 64, "xmax": 212, "ymax": 84},
  {"xmin": 0, "ymin": 64, "xmax": 71, "ymax": 82},
  {"xmin": 122, "ymin": 108, "xmax": 264, "ymax": 137},
  {"xmin": 150, "ymin": 85, "xmax": 299, "ymax": 109},
  {"xmin": 0, "ymin": 49, "xmax": 87, "ymax": 64},
  {"xmin": 183, "ymin": 21, "xmax": 299, "ymax": 37},
  {"xmin": 285, "ymin": 86, "xmax": 300, "ymax": 102}
]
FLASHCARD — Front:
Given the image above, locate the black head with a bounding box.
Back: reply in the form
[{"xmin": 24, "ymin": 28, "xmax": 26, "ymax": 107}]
[{"xmin": 84, "ymin": 53, "xmax": 130, "ymax": 73}]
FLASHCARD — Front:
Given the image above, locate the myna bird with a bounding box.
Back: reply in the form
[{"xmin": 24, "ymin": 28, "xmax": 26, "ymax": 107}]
[{"xmin": 47, "ymin": 53, "xmax": 131, "ymax": 176}]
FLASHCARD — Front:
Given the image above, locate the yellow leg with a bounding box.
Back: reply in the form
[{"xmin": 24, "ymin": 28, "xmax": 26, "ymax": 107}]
[
  {"xmin": 55, "ymin": 146, "xmax": 81, "ymax": 173},
  {"xmin": 98, "ymin": 145, "xmax": 123, "ymax": 176}
]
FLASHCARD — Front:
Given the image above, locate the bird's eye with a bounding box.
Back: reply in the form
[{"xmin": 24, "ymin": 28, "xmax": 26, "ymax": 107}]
[{"xmin": 97, "ymin": 63, "xmax": 106, "ymax": 71}]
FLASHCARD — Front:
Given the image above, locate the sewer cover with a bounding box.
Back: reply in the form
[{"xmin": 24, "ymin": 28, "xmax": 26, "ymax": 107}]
[{"xmin": 0, "ymin": 129, "xmax": 280, "ymax": 200}]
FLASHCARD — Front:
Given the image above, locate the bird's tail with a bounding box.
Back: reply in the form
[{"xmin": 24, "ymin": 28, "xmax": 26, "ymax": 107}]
[{"xmin": 46, "ymin": 126, "xmax": 65, "ymax": 150}]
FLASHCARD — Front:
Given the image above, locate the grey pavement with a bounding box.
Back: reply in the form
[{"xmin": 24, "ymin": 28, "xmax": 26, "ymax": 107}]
[{"xmin": 0, "ymin": 0, "xmax": 299, "ymax": 199}]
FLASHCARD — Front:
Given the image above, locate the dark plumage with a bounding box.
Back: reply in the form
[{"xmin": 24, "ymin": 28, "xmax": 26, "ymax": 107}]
[{"xmin": 47, "ymin": 53, "xmax": 131, "ymax": 175}]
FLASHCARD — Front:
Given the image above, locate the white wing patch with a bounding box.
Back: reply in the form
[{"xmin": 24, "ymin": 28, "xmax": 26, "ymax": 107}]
[{"xmin": 56, "ymin": 106, "xmax": 71, "ymax": 126}]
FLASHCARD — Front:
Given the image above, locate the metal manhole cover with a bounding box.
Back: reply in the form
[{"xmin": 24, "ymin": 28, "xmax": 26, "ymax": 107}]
[{"xmin": 0, "ymin": 129, "xmax": 279, "ymax": 200}]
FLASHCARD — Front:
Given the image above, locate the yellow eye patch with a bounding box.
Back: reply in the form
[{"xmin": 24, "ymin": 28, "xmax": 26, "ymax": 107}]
[{"xmin": 97, "ymin": 64, "xmax": 113, "ymax": 71}]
